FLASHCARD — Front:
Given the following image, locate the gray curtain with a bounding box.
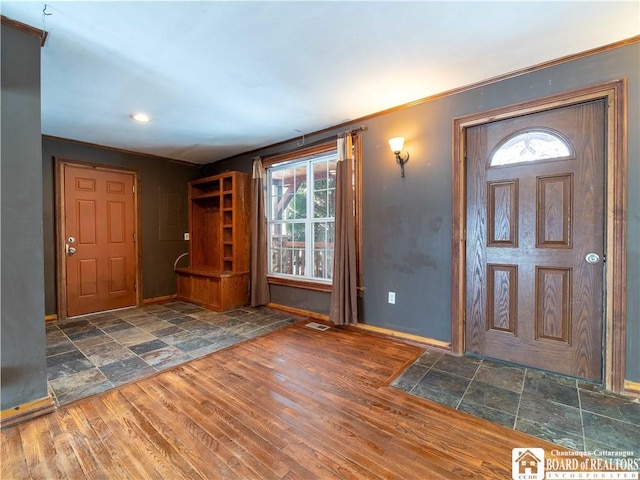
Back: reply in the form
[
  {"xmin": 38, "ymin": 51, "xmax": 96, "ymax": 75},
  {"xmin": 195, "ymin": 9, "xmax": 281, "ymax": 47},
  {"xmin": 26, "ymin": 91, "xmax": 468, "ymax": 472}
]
[
  {"xmin": 329, "ymin": 135, "xmax": 358, "ymax": 325},
  {"xmin": 251, "ymin": 157, "xmax": 270, "ymax": 306}
]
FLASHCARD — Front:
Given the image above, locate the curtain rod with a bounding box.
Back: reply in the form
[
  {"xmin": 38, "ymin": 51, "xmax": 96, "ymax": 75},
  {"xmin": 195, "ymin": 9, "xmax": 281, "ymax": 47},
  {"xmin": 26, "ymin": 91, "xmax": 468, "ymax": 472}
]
[
  {"xmin": 337, "ymin": 125, "xmax": 367, "ymax": 138},
  {"xmin": 259, "ymin": 125, "xmax": 367, "ymax": 160}
]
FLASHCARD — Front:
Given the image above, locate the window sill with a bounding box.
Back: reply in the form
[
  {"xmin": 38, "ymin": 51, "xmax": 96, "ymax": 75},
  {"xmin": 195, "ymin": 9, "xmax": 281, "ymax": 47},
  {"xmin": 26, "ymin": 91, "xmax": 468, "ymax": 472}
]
[{"xmin": 267, "ymin": 275, "xmax": 332, "ymax": 293}]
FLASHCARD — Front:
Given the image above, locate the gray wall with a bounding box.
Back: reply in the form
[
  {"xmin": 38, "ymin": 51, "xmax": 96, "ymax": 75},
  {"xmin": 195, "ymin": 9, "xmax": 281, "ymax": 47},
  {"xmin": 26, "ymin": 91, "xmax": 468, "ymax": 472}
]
[
  {"xmin": 207, "ymin": 43, "xmax": 640, "ymax": 382},
  {"xmin": 42, "ymin": 137, "xmax": 200, "ymax": 315},
  {"xmin": 1, "ymin": 25, "xmax": 48, "ymax": 409},
  {"xmin": 359, "ymin": 44, "xmax": 639, "ymax": 381}
]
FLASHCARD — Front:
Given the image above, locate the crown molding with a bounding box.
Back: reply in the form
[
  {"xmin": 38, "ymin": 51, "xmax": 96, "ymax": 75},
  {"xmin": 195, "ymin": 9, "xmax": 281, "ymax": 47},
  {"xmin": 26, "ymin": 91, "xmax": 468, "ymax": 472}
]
[
  {"xmin": 1, "ymin": 15, "xmax": 48, "ymax": 47},
  {"xmin": 224, "ymin": 35, "xmax": 640, "ymax": 163}
]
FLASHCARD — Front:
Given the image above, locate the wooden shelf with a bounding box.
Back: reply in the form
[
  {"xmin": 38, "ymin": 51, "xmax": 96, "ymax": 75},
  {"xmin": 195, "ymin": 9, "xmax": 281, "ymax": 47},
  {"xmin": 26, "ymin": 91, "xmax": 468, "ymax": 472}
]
[
  {"xmin": 190, "ymin": 178, "xmax": 220, "ymax": 197},
  {"xmin": 191, "ymin": 193, "xmax": 220, "ymax": 200},
  {"xmin": 177, "ymin": 171, "xmax": 251, "ymax": 311},
  {"xmin": 175, "ymin": 267, "xmax": 248, "ymax": 278}
]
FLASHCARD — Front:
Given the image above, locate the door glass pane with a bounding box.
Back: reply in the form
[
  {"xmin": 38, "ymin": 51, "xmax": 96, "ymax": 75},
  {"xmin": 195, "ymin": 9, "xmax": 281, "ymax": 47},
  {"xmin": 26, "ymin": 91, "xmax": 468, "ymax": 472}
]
[{"xmin": 490, "ymin": 129, "xmax": 572, "ymax": 166}]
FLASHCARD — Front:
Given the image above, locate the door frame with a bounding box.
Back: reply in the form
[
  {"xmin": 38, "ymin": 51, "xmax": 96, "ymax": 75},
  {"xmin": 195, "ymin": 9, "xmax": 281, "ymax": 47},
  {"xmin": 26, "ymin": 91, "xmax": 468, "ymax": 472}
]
[
  {"xmin": 451, "ymin": 80, "xmax": 627, "ymax": 393},
  {"xmin": 55, "ymin": 158, "xmax": 143, "ymax": 321}
]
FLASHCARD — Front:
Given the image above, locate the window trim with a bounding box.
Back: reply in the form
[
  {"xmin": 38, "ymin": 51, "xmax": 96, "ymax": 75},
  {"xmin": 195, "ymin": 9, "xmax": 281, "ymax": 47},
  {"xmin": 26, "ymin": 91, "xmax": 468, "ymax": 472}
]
[
  {"xmin": 266, "ymin": 142, "xmax": 337, "ymax": 286},
  {"xmin": 263, "ymin": 143, "xmax": 337, "ymax": 168},
  {"xmin": 267, "ymin": 275, "xmax": 332, "ymax": 292},
  {"xmin": 263, "ymin": 138, "xmax": 363, "ymax": 294}
]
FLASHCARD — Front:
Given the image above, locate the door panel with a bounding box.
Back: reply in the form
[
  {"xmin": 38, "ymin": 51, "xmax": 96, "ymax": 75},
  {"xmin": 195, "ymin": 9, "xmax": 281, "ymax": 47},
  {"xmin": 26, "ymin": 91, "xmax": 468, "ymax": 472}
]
[
  {"xmin": 465, "ymin": 100, "xmax": 605, "ymax": 381},
  {"xmin": 487, "ymin": 180, "xmax": 518, "ymax": 247},
  {"xmin": 64, "ymin": 165, "xmax": 136, "ymax": 316},
  {"xmin": 537, "ymin": 174, "xmax": 572, "ymax": 247},
  {"xmin": 486, "ymin": 264, "xmax": 517, "ymax": 333},
  {"xmin": 535, "ymin": 266, "xmax": 571, "ymax": 342}
]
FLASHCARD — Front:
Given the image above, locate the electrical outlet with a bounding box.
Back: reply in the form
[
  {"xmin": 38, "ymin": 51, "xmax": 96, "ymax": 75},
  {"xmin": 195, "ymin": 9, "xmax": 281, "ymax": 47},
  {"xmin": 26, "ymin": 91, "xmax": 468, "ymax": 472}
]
[
  {"xmin": 388, "ymin": 292, "xmax": 396, "ymax": 304},
  {"xmin": 184, "ymin": 232, "xmax": 190, "ymax": 241}
]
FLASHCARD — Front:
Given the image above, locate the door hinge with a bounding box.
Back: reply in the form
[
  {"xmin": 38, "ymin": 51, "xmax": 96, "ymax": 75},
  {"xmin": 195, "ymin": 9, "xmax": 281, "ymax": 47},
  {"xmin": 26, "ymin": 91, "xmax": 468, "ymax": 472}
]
[
  {"xmin": 133, "ymin": 233, "xmax": 136, "ymax": 242},
  {"xmin": 134, "ymin": 281, "xmax": 137, "ymax": 292}
]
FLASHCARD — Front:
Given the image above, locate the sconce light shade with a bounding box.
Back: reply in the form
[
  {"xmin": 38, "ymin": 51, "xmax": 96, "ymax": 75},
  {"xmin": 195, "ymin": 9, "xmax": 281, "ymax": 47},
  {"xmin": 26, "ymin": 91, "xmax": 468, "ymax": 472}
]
[
  {"xmin": 388, "ymin": 137, "xmax": 409, "ymax": 178},
  {"xmin": 388, "ymin": 137, "xmax": 405, "ymax": 153}
]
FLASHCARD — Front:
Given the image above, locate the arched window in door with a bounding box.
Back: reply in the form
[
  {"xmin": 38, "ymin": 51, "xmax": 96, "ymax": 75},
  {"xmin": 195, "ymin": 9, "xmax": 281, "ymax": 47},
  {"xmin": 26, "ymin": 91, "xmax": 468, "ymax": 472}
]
[{"xmin": 489, "ymin": 128, "xmax": 573, "ymax": 166}]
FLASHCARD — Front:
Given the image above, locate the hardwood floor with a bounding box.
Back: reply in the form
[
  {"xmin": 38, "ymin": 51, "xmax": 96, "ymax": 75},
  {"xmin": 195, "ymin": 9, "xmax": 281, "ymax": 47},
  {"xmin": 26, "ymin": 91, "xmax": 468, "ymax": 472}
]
[{"xmin": 2, "ymin": 321, "xmax": 578, "ymax": 479}]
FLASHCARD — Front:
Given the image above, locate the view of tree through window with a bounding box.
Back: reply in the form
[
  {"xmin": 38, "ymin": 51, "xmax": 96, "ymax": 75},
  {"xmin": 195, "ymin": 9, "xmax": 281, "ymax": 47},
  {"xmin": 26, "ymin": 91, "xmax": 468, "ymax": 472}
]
[{"xmin": 267, "ymin": 151, "xmax": 337, "ymax": 281}]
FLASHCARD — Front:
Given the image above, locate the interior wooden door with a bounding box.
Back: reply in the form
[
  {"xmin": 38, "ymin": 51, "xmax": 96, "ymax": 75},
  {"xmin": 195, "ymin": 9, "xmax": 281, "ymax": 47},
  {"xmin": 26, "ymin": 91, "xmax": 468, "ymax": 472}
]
[
  {"xmin": 64, "ymin": 164, "xmax": 137, "ymax": 316},
  {"xmin": 465, "ymin": 100, "xmax": 605, "ymax": 381}
]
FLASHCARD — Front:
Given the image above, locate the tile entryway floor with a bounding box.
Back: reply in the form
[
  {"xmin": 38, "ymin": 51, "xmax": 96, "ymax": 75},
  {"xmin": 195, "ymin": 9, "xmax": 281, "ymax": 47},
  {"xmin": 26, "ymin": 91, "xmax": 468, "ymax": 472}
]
[
  {"xmin": 47, "ymin": 306, "xmax": 639, "ymax": 454},
  {"xmin": 46, "ymin": 302, "xmax": 300, "ymax": 406},
  {"xmin": 392, "ymin": 350, "xmax": 640, "ymax": 454}
]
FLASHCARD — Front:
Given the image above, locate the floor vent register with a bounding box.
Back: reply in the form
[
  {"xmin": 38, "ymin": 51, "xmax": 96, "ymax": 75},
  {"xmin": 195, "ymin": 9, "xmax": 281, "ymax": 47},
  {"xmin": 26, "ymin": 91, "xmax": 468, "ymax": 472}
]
[{"xmin": 304, "ymin": 322, "xmax": 330, "ymax": 331}]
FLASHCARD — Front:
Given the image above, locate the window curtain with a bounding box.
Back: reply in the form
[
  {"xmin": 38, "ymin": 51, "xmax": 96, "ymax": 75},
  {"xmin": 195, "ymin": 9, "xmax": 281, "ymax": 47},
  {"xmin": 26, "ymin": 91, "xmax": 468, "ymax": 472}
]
[
  {"xmin": 251, "ymin": 157, "xmax": 270, "ymax": 306},
  {"xmin": 329, "ymin": 135, "xmax": 358, "ymax": 325}
]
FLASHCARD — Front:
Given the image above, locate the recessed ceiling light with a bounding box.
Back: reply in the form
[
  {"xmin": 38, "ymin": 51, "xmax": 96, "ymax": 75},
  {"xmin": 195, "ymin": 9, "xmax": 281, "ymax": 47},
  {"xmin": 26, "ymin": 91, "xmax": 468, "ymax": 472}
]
[{"xmin": 131, "ymin": 112, "xmax": 150, "ymax": 122}]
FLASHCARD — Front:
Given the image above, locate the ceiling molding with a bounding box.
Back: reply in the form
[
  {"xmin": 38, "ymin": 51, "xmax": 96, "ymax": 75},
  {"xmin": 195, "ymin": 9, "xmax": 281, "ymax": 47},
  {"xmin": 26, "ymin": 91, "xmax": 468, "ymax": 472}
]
[
  {"xmin": 4, "ymin": 0, "xmax": 636, "ymax": 166},
  {"xmin": 42, "ymin": 34, "xmax": 639, "ymax": 167},
  {"xmin": 227, "ymin": 35, "xmax": 640, "ymax": 164},
  {"xmin": 42, "ymin": 135, "xmax": 199, "ymax": 167},
  {"xmin": 1, "ymin": 15, "xmax": 47, "ymax": 47},
  {"xmin": 394, "ymin": 35, "xmax": 640, "ymax": 112}
]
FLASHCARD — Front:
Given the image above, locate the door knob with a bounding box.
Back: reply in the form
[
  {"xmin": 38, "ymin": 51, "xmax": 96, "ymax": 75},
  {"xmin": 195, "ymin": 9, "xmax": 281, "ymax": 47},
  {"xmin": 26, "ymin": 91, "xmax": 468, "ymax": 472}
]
[
  {"xmin": 585, "ymin": 253, "xmax": 600, "ymax": 264},
  {"xmin": 66, "ymin": 244, "xmax": 76, "ymax": 255}
]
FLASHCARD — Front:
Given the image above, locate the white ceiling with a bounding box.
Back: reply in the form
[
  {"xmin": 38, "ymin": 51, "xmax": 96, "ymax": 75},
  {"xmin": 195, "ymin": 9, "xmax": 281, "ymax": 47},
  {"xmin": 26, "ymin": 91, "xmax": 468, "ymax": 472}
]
[{"xmin": 2, "ymin": 1, "xmax": 639, "ymax": 165}]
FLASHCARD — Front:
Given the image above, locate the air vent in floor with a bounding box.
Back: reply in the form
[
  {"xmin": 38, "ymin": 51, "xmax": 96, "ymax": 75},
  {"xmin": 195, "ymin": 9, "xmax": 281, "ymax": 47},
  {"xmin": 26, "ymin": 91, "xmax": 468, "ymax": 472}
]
[{"xmin": 305, "ymin": 322, "xmax": 330, "ymax": 331}]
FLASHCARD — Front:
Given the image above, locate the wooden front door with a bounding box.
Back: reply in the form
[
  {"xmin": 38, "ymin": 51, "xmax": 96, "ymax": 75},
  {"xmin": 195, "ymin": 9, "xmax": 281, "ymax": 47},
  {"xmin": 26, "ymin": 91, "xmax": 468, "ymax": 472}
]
[
  {"xmin": 465, "ymin": 100, "xmax": 605, "ymax": 381},
  {"xmin": 63, "ymin": 164, "xmax": 137, "ymax": 316}
]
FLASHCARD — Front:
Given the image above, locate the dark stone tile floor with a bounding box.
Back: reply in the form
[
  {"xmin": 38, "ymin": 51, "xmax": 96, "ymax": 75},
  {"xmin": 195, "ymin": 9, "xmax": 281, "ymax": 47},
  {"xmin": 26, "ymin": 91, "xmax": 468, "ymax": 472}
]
[
  {"xmin": 392, "ymin": 351, "xmax": 640, "ymax": 453},
  {"xmin": 48, "ymin": 305, "xmax": 639, "ymax": 455},
  {"xmin": 46, "ymin": 302, "xmax": 299, "ymax": 406}
]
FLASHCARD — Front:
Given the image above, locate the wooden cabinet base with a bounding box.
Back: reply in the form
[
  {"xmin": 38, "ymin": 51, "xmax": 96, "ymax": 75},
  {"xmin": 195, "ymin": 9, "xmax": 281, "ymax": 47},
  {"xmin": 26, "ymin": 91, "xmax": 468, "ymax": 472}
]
[{"xmin": 175, "ymin": 268, "xmax": 249, "ymax": 312}]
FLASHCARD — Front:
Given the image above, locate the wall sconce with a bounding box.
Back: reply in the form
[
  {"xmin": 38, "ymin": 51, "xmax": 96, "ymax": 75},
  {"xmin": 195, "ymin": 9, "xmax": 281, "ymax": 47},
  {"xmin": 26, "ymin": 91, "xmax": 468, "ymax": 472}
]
[{"xmin": 388, "ymin": 137, "xmax": 409, "ymax": 178}]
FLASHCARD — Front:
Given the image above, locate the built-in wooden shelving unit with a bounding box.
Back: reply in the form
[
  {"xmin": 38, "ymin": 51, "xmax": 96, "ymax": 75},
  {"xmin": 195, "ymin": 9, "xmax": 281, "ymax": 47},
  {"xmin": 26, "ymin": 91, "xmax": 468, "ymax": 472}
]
[{"xmin": 175, "ymin": 171, "xmax": 251, "ymax": 311}]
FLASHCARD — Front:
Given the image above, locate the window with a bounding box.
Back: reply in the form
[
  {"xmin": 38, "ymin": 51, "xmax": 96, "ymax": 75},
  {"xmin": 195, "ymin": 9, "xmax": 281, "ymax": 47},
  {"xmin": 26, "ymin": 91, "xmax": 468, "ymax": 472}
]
[
  {"xmin": 267, "ymin": 149, "xmax": 337, "ymax": 283},
  {"xmin": 490, "ymin": 128, "xmax": 573, "ymax": 166}
]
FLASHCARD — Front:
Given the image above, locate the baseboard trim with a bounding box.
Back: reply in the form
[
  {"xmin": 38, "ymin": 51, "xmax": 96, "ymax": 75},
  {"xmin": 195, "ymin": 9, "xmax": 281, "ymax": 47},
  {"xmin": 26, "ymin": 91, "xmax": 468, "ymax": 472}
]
[
  {"xmin": 354, "ymin": 324, "xmax": 451, "ymax": 351},
  {"xmin": 266, "ymin": 303, "xmax": 330, "ymax": 322},
  {"xmin": 624, "ymin": 380, "xmax": 640, "ymax": 398},
  {"xmin": 1, "ymin": 395, "xmax": 56, "ymax": 428},
  {"xmin": 143, "ymin": 294, "xmax": 177, "ymax": 305},
  {"xmin": 264, "ymin": 303, "xmax": 451, "ymax": 351},
  {"xmin": 43, "ymin": 296, "xmax": 178, "ymax": 321}
]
